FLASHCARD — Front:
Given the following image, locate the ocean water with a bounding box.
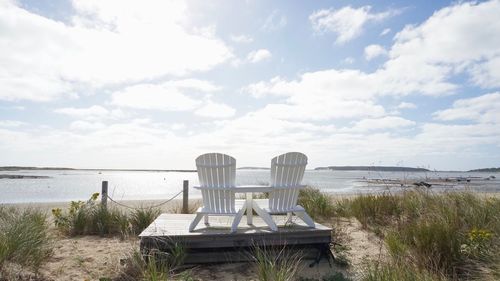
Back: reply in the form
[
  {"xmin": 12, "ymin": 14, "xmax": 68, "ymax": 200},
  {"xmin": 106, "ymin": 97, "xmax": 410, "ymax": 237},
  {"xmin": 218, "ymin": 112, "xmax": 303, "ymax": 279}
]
[{"xmin": 0, "ymin": 169, "xmax": 499, "ymax": 203}]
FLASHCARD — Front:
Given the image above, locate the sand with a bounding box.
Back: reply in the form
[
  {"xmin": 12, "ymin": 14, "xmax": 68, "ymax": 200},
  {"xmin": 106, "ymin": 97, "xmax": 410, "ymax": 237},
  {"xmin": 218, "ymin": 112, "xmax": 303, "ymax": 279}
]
[{"xmin": 5, "ymin": 192, "xmax": 497, "ymax": 280}]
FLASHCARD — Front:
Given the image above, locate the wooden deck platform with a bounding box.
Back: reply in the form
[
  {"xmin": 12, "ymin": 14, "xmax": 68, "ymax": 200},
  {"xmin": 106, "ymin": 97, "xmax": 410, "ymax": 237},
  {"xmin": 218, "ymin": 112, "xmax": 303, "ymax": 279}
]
[{"xmin": 139, "ymin": 214, "xmax": 332, "ymax": 263}]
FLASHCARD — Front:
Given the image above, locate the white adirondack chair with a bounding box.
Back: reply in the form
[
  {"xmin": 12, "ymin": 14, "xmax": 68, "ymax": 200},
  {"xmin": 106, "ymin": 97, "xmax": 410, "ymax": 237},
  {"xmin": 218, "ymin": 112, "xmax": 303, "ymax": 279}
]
[
  {"xmin": 254, "ymin": 152, "xmax": 315, "ymax": 228},
  {"xmin": 189, "ymin": 153, "xmax": 246, "ymax": 233}
]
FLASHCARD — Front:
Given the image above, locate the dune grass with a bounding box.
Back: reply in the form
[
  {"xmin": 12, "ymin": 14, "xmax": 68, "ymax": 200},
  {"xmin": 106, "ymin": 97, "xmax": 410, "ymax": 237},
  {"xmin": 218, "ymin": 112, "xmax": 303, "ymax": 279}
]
[
  {"xmin": 362, "ymin": 260, "xmax": 446, "ymax": 281},
  {"xmin": 298, "ymin": 187, "xmax": 336, "ymax": 220},
  {"xmin": 252, "ymin": 245, "xmax": 303, "ymax": 281},
  {"xmin": 0, "ymin": 207, "xmax": 53, "ymax": 274},
  {"xmin": 129, "ymin": 207, "xmax": 161, "ymax": 235},
  {"xmin": 114, "ymin": 242, "xmax": 188, "ymax": 281},
  {"xmin": 339, "ymin": 190, "xmax": 500, "ymax": 280}
]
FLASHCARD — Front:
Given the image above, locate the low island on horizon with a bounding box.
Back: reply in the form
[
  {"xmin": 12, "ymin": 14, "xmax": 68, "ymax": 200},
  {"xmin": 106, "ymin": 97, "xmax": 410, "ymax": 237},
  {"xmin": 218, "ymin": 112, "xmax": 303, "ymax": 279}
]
[{"xmin": 1, "ymin": 165, "xmax": 499, "ymax": 173}]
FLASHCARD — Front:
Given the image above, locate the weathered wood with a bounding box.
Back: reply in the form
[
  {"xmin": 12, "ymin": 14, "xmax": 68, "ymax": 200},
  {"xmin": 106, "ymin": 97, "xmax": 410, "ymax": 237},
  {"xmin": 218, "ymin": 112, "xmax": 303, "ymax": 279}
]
[
  {"xmin": 101, "ymin": 181, "xmax": 108, "ymax": 209},
  {"xmin": 182, "ymin": 180, "xmax": 189, "ymax": 214},
  {"xmin": 139, "ymin": 213, "xmax": 332, "ymax": 263}
]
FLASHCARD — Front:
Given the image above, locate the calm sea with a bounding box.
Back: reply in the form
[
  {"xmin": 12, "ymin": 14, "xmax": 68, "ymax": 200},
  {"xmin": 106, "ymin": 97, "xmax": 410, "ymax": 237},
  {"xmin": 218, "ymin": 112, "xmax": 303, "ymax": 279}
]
[{"xmin": 0, "ymin": 169, "xmax": 499, "ymax": 203}]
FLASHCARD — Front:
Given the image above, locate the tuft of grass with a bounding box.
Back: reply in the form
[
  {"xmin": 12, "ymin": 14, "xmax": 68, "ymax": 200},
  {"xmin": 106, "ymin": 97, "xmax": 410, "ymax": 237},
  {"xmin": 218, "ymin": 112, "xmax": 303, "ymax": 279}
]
[
  {"xmin": 167, "ymin": 201, "xmax": 201, "ymax": 214},
  {"xmin": 91, "ymin": 205, "xmax": 130, "ymax": 238},
  {"xmin": 130, "ymin": 207, "xmax": 161, "ymax": 235},
  {"xmin": 347, "ymin": 193, "xmax": 401, "ymax": 229},
  {"xmin": 0, "ymin": 207, "xmax": 53, "ymax": 273},
  {"xmin": 298, "ymin": 272, "xmax": 351, "ymax": 281},
  {"xmin": 362, "ymin": 260, "xmax": 445, "ymax": 281},
  {"xmin": 252, "ymin": 245, "xmax": 303, "ymax": 281},
  {"xmin": 298, "ymin": 187, "xmax": 335, "ymax": 221},
  {"xmin": 115, "ymin": 242, "xmax": 187, "ymax": 281}
]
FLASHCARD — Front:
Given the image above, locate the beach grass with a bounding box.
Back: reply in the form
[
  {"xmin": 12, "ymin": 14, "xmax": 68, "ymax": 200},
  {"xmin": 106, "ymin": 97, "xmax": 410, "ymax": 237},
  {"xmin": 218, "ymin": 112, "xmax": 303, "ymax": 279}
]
[
  {"xmin": 0, "ymin": 207, "xmax": 53, "ymax": 275},
  {"xmin": 114, "ymin": 242, "xmax": 188, "ymax": 281},
  {"xmin": 298, "ymin": 187, "xmax": 336, "ymax": 220},
  {"xmin": 129, "ymin": 207, "xmax": 161, "ymax": 235},
  {"xmin": 338, "ymin": 189, "xmax": 500, "ymax": 280},
  {"xmin": 361, "ymin": 260, "xmax": 446, "ymax": 281},
  {"xmin": 252, "ymin": 245, "xmax": 303, "ymax": 281}
]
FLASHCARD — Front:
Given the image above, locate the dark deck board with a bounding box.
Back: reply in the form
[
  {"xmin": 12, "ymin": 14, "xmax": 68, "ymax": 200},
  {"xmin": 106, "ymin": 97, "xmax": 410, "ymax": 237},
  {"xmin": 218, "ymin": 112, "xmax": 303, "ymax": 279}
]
[{"xmin": 139, "ymin": 214, "xmax": 332, "ymax": 263}]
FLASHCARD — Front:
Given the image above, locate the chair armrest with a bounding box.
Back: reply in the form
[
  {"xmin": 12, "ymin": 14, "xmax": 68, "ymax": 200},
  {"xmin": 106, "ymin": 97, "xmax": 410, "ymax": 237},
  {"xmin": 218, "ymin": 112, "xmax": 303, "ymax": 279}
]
[
  {"xmin": 270, "ymin": 184, "xmax": 307, "ymax": 190},
  {"xmin": 193, "ymin": 186, "xmax": 236, "ymax": 190}
]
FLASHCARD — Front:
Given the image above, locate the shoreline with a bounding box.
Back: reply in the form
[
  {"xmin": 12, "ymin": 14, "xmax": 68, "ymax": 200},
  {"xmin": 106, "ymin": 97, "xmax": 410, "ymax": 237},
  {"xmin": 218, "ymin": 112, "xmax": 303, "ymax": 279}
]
[{"xmin": 3, "ymin": 190, "xmax": 499, "ymax": 211}]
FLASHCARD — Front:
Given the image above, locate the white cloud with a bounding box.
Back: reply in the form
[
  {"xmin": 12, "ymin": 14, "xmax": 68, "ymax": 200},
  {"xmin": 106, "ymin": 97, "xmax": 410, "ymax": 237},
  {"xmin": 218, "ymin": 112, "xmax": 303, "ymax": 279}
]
[
  {"xmin": 69, "ymin": 120, "xmax": 106, "ymax": 131},
  {"xmin": 364, "ymin": 44, "xmax": 388, "ymax": 60},
  {"xmin": 0, "ymin": 0, "xmax": 232, "ymax": 102},
  {"xmin": 230, "ymin": 34, "xmax": 253, "ymax": 43},
  {"xmin": 195, "ymin": 101, "xmax": 236, "ymax": 118},
  {"xmin": 434, "ymin": 92, "xmax": 500, "ymax": 124},
  {"xmin": 243, "ymin": 70, "xmax": 386, "ymax": 120},
  {"xmin": 347, "ymin": 116, "xmax": 415, "ymax": 132},
  {"xmin": 309, "ymin": 6, "xmax": 400, "ymax": 44},
  {"xmin": 247, "ymin": 49, "xmax": 272, "ymax": 63},
  {"xmin": 342, "ymin": 57, "xmax": 355, "ymax": 64},
  {"xmin": 262, "ymin": 10, "xmax": 287, "ymax": 31},
  {"xmin": 110, "ymin": 83, "xmax": 201, "ymax": 111},
  {"xmin": 55, "ymin": 105, "xmax": 109, "ymax": 119},
  {"xmin": 397, "ymin": 102, "xmax": 417, "ymax": 109},
  {"xmin": 469, "ymin": 57, "xmax": 500, "ymax": 88},
  {"xmin": 387, "ymin": 0, "xmax": 500, "ymax": 93},
  {"xmin": 0, "ymin": 120, "xmax": 27, "ymax": 128},
  {"xmin": 168, "ymin": 79, "xmax": 220, "ymax": 92},
  {"xmin": 245, "ymin": 1, "xmax": 500, "ymax": 127},
  {"xmin": 54, "ymin": 105, "xmax": 128, "ymax": 121},
  {"xmin": 380, "ymin": 28, "xmax": 391, "ymax": 36}
]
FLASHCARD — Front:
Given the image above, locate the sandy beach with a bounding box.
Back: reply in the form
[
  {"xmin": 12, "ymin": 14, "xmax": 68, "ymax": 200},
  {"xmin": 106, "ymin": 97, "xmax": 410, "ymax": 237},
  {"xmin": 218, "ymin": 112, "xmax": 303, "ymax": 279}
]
[
  {"xmin": 3, "ymin": 191, "xmax": 499, "ymax": 281},
  {"xmin": 1, "ymin": 197, "xmax": 387, "ymax": 281}
]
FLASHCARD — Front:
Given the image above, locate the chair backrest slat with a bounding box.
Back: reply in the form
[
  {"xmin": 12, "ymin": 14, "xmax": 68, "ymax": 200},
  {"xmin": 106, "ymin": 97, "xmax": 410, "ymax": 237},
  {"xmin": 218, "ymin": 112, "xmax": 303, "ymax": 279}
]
[
  {"xmin": 269, "ymin": 152, "xmax": 308, "ymax": 212},
  {"xmin": 196, "ymin": 153, "xmax": 236, "ymax": 213}
]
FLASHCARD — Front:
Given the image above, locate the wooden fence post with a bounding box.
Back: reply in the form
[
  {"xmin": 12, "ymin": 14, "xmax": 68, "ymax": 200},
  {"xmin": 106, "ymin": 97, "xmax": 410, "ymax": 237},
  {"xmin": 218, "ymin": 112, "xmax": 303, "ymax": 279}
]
[
  {"xmin": 182, "ymin": 180, "xmax": 189, "ymax": 214},
  {"xmin": 101, "ymin": 181, "xmax": 108, "ymax": 209}
]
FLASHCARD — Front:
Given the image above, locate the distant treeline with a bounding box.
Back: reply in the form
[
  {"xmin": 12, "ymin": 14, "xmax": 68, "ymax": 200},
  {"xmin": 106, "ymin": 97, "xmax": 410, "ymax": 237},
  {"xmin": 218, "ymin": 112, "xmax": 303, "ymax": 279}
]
[
  {"xmin": 468, "ymin": 167, "xmax": 500, "ymax": 172},
  {"xmin": 237, "ymin": 167, "xmax": 270, "ymax": 170},
  {"xmin": 0, "ymin": 166, "xmax": 74, "ymax": 171},
  {"xmin": 0, "ymin": 166, "xmax": 196, "ymax": 172},
  {"xmin": 315, "ymin": 166, "xmax": 430, "ymax": 172}
]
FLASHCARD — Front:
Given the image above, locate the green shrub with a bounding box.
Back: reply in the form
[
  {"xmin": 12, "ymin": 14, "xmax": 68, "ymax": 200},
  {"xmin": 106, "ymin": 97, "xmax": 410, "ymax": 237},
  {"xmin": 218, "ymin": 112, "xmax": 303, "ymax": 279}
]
[
  {"xmin": 52, "ymin": 193, "xmax": 100, "ymax": 235},
  {"xmin": 52, "ymin": 193, "xmax": 136, "ymax": 238},
  {"xmin": 0, "ymin": 207, "xmax": 53, "ymax": 272}
]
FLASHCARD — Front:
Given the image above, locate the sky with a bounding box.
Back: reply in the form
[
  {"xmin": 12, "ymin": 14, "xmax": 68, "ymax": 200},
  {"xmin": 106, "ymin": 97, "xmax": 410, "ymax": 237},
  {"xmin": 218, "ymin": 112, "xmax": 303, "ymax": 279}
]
[{"xmin": 1, "ymin": 0, "xmax": 500, "ymax": 170}]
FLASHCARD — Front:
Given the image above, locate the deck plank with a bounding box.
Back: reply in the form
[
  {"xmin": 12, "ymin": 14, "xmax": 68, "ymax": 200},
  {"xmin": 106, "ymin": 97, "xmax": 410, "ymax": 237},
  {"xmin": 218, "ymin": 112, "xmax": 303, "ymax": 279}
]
[{"xmin": 140, "ymin": 214, "xmax": 332, "ymax": 263}]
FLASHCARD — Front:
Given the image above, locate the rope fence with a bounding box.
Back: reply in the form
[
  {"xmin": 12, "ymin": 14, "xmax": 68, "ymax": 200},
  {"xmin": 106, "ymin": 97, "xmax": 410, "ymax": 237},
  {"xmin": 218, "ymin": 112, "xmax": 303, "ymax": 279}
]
[{"xmin": 100, "ymin": 180, "xmax": 190, "ymax": 213}]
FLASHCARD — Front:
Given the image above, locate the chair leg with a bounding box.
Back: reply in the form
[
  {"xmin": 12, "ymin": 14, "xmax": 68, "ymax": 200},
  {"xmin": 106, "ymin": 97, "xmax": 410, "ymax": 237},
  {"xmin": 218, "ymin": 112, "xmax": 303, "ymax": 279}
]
[
  {"xmin": 189, "ymin": 213, "xmax": 204, "ymax": 232},
  {"xmin": 204, "ymin": 215, "xmax": 209, "ymax": 225},
  {"xmin": 296, "ymin": 211, "xmax": 315, "ymax": 228},
  {"xmin": 286, "ymin": 212, "xmax": 293, "ymax": 223},
  {"xmin": 252, "ymin": 202, "xmax": 278, "ymax": 231},
  {"xmin": 231, "ymin": 205, "xmax": 247, "ymax": 233}
]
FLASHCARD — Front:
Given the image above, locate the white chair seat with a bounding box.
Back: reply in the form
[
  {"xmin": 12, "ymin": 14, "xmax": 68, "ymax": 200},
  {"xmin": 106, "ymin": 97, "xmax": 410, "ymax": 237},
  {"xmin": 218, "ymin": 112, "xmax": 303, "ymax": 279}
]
[
  {"xmin": 196, "ymin": 199, "xmax": 246, "ymax": 214},
  {"xmin": 253, "ymin": 199, "xmax": 305, "ymax": 214}
]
